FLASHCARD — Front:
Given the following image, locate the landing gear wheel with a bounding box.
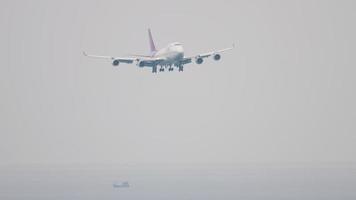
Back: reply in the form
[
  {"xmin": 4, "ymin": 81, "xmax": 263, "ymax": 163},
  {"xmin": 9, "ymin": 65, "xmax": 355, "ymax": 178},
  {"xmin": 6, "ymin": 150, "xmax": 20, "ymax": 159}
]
[{"xmin": 152, "ymin": 66, "xmax": 157, "ymax": 73}]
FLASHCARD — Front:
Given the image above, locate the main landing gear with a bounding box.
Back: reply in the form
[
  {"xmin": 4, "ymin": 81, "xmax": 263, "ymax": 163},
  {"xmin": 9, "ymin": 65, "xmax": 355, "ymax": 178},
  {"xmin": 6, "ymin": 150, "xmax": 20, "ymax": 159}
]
[
  {"xmin": 178, "ymin": 65, "xmax": 184, "ymax": 72},
  {"xmin": 151, "ymin": 64, "xmax": 183, "ymax": 73}
]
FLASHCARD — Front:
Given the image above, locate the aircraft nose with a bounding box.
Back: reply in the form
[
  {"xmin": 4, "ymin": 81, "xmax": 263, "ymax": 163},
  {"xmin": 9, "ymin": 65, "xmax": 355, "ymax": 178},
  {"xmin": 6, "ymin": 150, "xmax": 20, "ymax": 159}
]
[
  {"xmin": 178, "ymin": 46, "xmax": 184, "ymax": 58},
  {"xmin": 176, "ymin": 45, "xmax": 183, "ymax": 52},
  {"xmin": 177, "ymin": 52, "xmax": 184, "ymax": 60}
]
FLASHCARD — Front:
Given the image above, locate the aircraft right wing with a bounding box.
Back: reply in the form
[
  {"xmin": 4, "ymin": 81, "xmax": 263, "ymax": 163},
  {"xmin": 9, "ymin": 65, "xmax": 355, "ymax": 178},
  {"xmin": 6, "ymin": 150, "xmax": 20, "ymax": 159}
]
[
  {"xmin": 83, "ymin": 51, "xmax": 165, "ymax": 67},
  {"xmin": 83, "ymin": 52, "xmax": 135, "ymax": 64}
]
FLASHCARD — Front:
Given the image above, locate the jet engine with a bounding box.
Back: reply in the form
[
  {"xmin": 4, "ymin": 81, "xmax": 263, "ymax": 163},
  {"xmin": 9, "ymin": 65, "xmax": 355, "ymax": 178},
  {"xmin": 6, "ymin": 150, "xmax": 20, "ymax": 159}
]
[
  {"xmin": 137, "ymin": 60, "xmax": 145, "ymax": 67},
  {"xmin": 112, "ymin": 59, "xmax": 120, "ymax": 66},
  {"xmin": 195, "ymin": 57, "xmax": 203, "ymax": 64},
  {"xmin": 213, "ymin": 54, "xmax": 221, "ymax": 61}
]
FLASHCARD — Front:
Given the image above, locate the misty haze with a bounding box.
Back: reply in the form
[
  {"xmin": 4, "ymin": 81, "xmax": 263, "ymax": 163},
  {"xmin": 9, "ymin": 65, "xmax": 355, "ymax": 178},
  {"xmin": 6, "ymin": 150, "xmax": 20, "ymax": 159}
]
[{"xmin": 1, "ymin": 0, "xmax": 355, "ymax": 199}]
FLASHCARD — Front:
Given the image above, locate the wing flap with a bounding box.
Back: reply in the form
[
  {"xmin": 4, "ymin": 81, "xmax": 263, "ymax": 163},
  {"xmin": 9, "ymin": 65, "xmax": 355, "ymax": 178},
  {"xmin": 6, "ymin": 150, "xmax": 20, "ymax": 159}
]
[
  {"xmin": 115, "ymin": 58, "xmax": 135, "ymax": 64},
  {"xmin": 180, "ymin": 58, "xmax": 192, "ymax": 65},
  {"xmin": 138, "ymin": 58, "xmax": 165, "ymax": 67}
]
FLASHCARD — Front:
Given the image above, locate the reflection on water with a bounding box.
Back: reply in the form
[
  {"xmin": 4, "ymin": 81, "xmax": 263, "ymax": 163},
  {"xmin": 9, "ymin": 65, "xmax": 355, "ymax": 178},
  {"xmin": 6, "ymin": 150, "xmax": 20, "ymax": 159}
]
[{"xmin": 0, "ymin": 164, "xmax": 355, "ymax": 200}]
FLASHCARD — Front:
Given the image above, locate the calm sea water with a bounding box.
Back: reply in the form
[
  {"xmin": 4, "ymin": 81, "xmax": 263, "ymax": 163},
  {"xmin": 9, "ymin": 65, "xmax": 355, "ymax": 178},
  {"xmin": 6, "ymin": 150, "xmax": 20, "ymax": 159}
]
[{"xmin": 1, "ymin": 164, "xmax": 355, "ymax": 200}]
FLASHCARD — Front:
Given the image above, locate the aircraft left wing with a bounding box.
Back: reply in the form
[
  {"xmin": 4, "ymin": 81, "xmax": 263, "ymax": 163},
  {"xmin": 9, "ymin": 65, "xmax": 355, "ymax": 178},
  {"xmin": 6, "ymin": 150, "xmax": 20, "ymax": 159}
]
[{"xmin": 182, "ymin": 43, "xmax": 235, "ymax": 65}]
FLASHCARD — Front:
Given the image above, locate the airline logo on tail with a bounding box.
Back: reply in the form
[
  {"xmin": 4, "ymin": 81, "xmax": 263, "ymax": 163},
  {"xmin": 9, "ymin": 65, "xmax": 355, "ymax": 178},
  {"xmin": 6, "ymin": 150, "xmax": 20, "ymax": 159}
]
[{"xmin": 148, "ymin": 29, "xmax": 157, "ymax": 56}]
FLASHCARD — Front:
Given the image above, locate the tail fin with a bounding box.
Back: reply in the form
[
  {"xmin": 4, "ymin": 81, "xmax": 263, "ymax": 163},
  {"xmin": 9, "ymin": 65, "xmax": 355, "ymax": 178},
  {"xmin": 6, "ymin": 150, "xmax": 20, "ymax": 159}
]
[{"xmin": 148, "ymin": 29, "xmax": 157, "ymax": 54}]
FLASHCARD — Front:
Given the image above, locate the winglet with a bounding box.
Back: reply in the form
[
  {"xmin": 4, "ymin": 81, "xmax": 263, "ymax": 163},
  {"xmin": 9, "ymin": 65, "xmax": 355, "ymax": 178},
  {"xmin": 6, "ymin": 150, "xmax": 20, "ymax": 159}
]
[{"xmin": 148, "ymin": 28, "xmax": 157, "ymax": 54}]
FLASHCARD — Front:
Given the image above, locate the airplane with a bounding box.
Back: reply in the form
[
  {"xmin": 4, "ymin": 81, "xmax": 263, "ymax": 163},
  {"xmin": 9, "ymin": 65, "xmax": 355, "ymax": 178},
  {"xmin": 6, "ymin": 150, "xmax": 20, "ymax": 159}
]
[{"xmin": 83, "ymin": 29, "xmax": 234, "ymax": 73}]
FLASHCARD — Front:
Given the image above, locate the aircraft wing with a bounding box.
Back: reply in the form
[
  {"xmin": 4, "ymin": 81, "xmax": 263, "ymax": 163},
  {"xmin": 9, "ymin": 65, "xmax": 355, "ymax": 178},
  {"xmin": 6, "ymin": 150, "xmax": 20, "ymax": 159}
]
[
  {"xmin": 137, "ymin": 57, "xmax": 165, "ymax": 66},
  {"xmin": 83, "ymin": 52, "xmax": 135, "ymax": 64},
  {"xmin": 83, "ymin": 51, "xmax": 165, "ymax": 66},
  {"xmin": 182, "ymin": 43, "xmax": 235, "ymax": 64}
]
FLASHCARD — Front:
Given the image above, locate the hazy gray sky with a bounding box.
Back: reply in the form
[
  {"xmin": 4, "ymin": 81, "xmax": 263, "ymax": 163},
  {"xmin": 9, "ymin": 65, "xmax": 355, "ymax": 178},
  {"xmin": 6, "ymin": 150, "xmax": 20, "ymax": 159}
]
[{"xmin": 1, "ymin": 0, "xmax": 355, "ymax": 166}]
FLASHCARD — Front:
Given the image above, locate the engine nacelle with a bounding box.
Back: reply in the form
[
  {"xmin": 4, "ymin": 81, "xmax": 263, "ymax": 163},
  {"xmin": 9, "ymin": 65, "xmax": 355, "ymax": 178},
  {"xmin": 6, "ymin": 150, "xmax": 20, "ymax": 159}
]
[
  {"xmin": 195, "ymin": 57, "xmax": 203, "ymax": 64},
  {"xmin": 213, "ymin": 54, "xmax": 221, "ymax": 61},
  {"xmin": 137, "ymin": 60, "xmax": 145, "ymax": 68},
  {"xmin": 112, "ymin": 60, "xmax": 120, "ymax": 66}
]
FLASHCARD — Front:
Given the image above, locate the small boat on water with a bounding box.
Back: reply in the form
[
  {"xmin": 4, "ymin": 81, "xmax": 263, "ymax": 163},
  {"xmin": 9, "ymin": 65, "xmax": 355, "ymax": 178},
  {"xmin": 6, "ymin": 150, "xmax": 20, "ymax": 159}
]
[{"xmin": 113, "ymin": 181, "xmax": 130, "ymax": 188}]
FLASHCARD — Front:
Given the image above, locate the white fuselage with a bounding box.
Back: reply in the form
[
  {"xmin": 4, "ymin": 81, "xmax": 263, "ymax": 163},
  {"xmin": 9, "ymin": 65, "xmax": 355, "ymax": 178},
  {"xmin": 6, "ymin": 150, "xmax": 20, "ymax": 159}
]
[{"xmin": 153, "ymin": 42, "xmax": 184, "ymax": 65}]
